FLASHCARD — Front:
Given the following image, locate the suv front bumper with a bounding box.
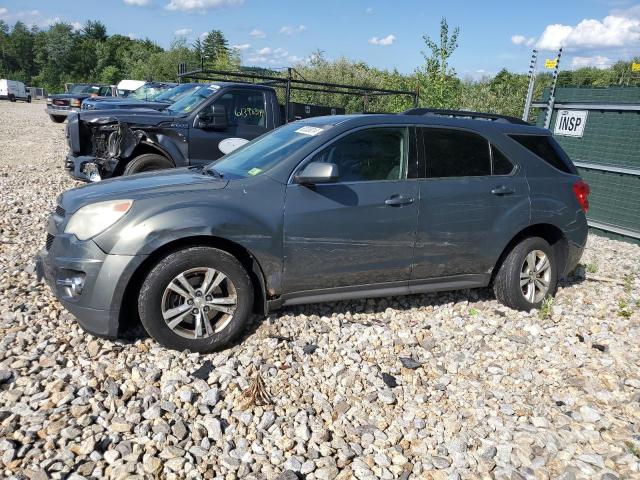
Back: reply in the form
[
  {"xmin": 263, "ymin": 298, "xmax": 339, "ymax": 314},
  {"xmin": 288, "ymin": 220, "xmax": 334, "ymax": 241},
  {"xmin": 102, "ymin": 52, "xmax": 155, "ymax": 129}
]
[
  {"xmin": 46, "ymin": 106, "xmax": 80, "ymax": 117},
  {"xmin": 36, "ymin": 231, "xmax": 146, "ymax": 338},
  {"xmin": 65, "ymin": 153, "xmax": 117, "ymax": 182}
]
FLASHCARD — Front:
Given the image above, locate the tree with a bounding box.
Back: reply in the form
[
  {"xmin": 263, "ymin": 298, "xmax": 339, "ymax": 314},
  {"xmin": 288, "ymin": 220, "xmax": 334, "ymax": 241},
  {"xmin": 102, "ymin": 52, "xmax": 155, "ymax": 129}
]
[
  {"xmin": 202, "ymin": 30, "xmax": 229, "ymax": 67},
  {"xmin": 416, "ymin": 17, "xmax": 461, "ymax": 108},
  {"xmin": 82, "ymin": 21, "xmax": 107, "ymax": 42}
]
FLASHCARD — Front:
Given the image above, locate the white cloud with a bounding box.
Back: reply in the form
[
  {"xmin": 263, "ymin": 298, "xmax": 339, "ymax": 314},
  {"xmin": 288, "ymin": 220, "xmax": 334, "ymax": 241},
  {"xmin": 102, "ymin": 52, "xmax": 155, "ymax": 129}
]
[
  {"xmin": 511, "ymin": 34, "xmax": 536, "ymax": 47},
  {"xmin": 0, "ymin": 8, "xmax": 8, "ymax": 16},
  {"xmin": 249, "ymin": 28, "xmax": 266, "ymax": 38},
  {"xmin": 256, "ymin": 47, "xmax": 272, "ymax": 55},
  {"xmin": 71, "ymin": 21, "xmax": 83, "ymax": 31},
  {"xmin": 123, "ymin": 0, "xmax": 151, "ymax": 5},
  {"xmin": 174, "ymin": 28, "xmax": 192, "ymax": 36},
  {"xmin": 246, "ymin": 46, "xmax": 306, "ymax": 66},
  {"xmin": 279, "ymin": 24, "xmax": 306, "ymax": 36},
  {"xmin": 536, "ymin": 14, "xmax": 640, "ymax": 50},
  {"xmin": 368, "ymin": 34, "xmax": 396, "ymax": 46},
  {"xmin": 365, "ymin": 7, "xmax": 373, "ymax": 14},
  {"xmin": 128, "ymin": 32, "xmax": 138, "ymax": 40},
  {"xmin": 571, "ymin": 55, "xmax": 612, "ymax": 69},
  {"xmin": 165, "ymin": 0, "xmax": 244, "ymax": 13},
  {"xmin": 231, "ymin": 43, "xmax": 251, "ymax": 51}
]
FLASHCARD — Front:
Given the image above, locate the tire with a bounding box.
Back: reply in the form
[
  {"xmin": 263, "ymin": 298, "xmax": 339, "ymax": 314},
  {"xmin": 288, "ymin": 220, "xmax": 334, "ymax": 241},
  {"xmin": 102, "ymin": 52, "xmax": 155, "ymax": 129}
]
[
  {"xmin": 138, "ymin": 246, "xmax": 254, "ymax": 352},
  {"xmin": 493, "ymin": 236, "xmax": 558, "ymax": 311},
  {"xmin": 123, "ymin": 153, "xmax": 173, "ymax": 176},
  {"xmin": 26, "ymin": 96, "xmax": 31, "ymax": 103},
  {"xmin": 9, "ymin": 95, "xmax": 15, "ymax": 102},
  {"xmin": 49, "ymin": 115, "xmax": 66, "ymax": 123}
]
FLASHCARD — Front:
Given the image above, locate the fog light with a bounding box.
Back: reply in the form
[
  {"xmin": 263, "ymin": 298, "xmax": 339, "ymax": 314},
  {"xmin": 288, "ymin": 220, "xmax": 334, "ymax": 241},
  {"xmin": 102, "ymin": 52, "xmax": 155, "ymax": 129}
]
[{"xmin": 57, "ymin": 272, "xmax": 86, "ymax": 298}]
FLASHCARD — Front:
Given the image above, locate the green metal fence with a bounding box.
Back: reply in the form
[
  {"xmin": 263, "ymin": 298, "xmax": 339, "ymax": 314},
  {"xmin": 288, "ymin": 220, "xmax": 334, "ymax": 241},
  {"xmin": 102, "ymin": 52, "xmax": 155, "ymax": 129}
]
[{"xmin": 533, "ymin": 87, "xmax": 640, "ymax": 241}]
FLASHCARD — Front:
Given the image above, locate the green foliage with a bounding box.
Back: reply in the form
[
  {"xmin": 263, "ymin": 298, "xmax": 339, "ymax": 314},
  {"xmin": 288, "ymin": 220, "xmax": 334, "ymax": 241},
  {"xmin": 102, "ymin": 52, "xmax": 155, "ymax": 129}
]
[{"xmin": 539, "ymin": 296, "xmax": 554, "ymax": 320}]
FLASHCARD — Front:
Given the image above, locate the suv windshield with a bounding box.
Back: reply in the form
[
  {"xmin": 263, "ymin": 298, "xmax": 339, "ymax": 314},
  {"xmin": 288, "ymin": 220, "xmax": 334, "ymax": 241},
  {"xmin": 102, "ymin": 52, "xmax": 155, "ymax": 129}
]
[
  {"xmin": 207, "ymin": 122, "xmax": 330, "ymax": 179},
  {"xmin": 129, "ymin": 84, "xmax": 173, "ymax": 101},
  {"xmin": 167, "ymin": 85, "xmax": 220, "ymax": 115},
  {"xmin": 154, "ymin": 84, "xmax": 203, "ymax": 104}
]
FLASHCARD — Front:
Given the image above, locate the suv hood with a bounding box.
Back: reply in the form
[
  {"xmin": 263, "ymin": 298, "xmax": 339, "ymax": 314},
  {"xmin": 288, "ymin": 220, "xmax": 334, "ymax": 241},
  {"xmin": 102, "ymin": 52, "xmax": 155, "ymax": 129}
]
[
  {"xmin": 84, "ymin": 98, "xmax": 171, "ymax": 110},
  {"xmin": 60, "ymin": 167, "xmax": 227, "ymax": 213}
]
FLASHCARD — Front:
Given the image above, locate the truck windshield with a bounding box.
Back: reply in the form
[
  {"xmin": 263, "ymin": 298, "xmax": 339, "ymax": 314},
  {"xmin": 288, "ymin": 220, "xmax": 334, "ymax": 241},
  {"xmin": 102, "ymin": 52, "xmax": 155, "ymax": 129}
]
[
  {"xmin": 154, "ymin": 84, "xmax": 203, "ymax": 104},
  {"xmin": 129, "ymin": 84, "xmax": 172, "ymax": 101},
  {"xmin": 167, "ymin": 85, "xmax": 219, "ymax": 115},
  {"xmin": 207, "ymin": 123, "xmax": 330, "ymax": 179},
  {"xmin": 69, "ymin": 84, "xmax": 101, "ymax": 94}
]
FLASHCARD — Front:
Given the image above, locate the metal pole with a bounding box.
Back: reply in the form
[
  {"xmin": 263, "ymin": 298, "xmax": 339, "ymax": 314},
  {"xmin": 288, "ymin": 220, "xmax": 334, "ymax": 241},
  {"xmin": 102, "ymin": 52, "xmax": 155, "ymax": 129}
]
[
  {"xmin": 544, "ymin": 47, "xmax": 563, "ymax": 129},
  {"xmin": 285, "ymin": 67, "xmax": 292, "ymax": 123},
  {"xmin": 522, "ymin": 49, "xmax": 538, "ymax": 121}
]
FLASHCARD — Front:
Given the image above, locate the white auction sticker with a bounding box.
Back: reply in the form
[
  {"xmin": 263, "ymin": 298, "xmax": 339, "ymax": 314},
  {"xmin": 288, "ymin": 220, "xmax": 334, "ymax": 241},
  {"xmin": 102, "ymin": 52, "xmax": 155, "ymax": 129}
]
[{"xmin": 295, "ymin": 126, "xmax": 324, "ymax": 136}]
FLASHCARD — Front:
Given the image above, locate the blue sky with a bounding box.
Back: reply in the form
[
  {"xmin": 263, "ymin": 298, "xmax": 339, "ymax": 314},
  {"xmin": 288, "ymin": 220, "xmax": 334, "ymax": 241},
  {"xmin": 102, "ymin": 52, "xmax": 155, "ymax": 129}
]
[{"xmin": 1, "ymin": 0, "xmax": 639, "ymax": 78}]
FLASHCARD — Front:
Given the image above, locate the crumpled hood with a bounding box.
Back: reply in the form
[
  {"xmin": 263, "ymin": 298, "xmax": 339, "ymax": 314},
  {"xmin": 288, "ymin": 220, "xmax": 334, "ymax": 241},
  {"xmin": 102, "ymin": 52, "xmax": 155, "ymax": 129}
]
[
  {"xmin": 77, "ymin": 108, "xmax": 178, "ymax": 126},
  {"xmin": 60, "ymin": 168, "xmax": 227, "ymax": 213}
]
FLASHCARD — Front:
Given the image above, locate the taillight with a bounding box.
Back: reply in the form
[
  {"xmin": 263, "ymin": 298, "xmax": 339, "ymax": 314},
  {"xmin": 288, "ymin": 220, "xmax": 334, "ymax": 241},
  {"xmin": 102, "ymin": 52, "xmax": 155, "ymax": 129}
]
[{"xmin": 573, "ymin": 180, "xmax": 590, "ymax": 212}]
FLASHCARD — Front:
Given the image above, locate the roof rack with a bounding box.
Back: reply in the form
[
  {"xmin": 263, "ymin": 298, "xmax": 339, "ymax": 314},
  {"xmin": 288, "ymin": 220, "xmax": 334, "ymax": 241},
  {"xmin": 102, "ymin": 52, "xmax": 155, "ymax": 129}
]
[
  {"xmin": 177, "ymin": 66, "xmax": 419, "ymax": 121},
  {"xmin": 402, "ymin": 108, "xmax": 530, "ymax": 125}
]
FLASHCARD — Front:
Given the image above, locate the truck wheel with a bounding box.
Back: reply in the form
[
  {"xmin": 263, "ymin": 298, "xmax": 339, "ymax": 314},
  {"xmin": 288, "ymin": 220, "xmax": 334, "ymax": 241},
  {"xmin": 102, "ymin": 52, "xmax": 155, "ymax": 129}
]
[
  {"xmin": 9, "ymin": 95, "xmax": 15, "ymax": 102},
  {"xmin": 138, "ymin": 246, "xmax": 254, "ymax": 352},
  {"xmin": 26, "ymin": 96, "xmax": 31, "ymax": 103},
  {"xmin": 49, "ymin": 115, "xmax": 66, "ymax": 123},
  {"xmin": 123, "ymin": 153, "xmax": 173, "ymax": 176},
  {"xmin": 493, "ymin": 236, "xmax": 557, "ymax": 311}
]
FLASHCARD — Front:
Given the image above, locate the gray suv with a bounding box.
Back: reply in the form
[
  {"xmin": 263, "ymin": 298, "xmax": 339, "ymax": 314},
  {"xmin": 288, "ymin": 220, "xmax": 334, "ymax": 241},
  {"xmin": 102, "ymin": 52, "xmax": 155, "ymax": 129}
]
[{"xmin": 37, "ymin": 109, "xmax": 589, "ymax": 352}]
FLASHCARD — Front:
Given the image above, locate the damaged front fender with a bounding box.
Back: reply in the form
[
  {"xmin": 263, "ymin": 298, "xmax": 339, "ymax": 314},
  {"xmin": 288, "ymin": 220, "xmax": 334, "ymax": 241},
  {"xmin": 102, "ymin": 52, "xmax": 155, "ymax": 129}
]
[{"xmin": 106, "ymin": 122, "xmax": 145, "ymax": 159}]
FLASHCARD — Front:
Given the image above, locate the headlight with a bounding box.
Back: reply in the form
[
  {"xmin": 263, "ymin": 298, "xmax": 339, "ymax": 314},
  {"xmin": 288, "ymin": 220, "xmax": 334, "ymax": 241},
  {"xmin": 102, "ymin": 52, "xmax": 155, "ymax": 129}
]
[
  {"xmin": 46, "ymin": 97, "xmax": 52, "ymax": 105},
  {"xmin": 70, "ymin": 98, "xmax": 82, "ymax": 107},
  {"xmin": 65, "ymin": 200, "xmax": 133, "ymax": 240}
]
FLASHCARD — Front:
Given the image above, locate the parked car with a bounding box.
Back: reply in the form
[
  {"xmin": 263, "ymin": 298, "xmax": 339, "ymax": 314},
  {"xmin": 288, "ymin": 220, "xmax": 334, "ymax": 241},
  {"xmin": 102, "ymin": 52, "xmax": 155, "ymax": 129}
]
[
  {"xmin": 81, "ymin": 82, "xmax": 196, "ymax": 112},
  {"xmin": 65, "ymin": 82, "xmax": 344, "ymax": 181},
  {"xmin": 37, "ymin": 109, "xmax": 589, "ymax": 352},
  {"xmin": 46, "ymin": 84, "xmax": 116, "ymax": 123},
  {"xmin": 116, "ymin": 79, "xmax": 146, "ymax": 97},
  {"xmin": 0, "ymin": 79, "xmax": 31, "ymax": 102}
]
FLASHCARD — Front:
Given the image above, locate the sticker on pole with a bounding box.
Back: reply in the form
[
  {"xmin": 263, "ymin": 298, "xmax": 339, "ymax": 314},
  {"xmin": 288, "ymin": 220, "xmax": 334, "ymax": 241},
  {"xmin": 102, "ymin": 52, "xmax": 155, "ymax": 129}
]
[
  {"xmin": 632, "ymin": 62, "xmax": 640, "ymax": 72},
  {"xmin": 544, "ymin": 59, "xmax": 558, "ymax": 69},
  {"xmin": 554, "ymin": 110, "xmax": 588, "ymax": 138},
  {"xmin": 295, "ymin": 126, "xmax": 324, "ymax": 136}
]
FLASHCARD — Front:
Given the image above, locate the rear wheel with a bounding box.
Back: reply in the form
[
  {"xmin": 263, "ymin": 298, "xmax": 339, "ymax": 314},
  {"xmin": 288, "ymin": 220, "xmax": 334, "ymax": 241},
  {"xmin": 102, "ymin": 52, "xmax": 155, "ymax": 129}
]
[
  {"xmin": 493, "ymin": 236, "xmax": 557, "ymax": 311},
  {"xmin": 9, "ymin": 94, "xmax": 15, "ymax": 102},
  {"xmin": 49, "ymin": 115, "xmax": 66, "ymax": 123},
  {"xmin": 26, "ymin": 96, "xmax": 31, "ymax": 103},
  {"xmin": 123, "ymin": 153, "xmax": 173, "ymax": 176},
  {"xmin": 138, "ymin": 247, "xmax": 254, "ymax": 352}
]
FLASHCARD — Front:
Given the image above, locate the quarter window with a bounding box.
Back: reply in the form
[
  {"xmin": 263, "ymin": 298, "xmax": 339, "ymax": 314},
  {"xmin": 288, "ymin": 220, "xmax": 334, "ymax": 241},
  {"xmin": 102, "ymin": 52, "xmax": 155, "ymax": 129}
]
[
  {"xmin": 491, "ymin": 145, "xmax": 514, "ymax": 175},
  {"xmin": 311, "ymin": 128, "xmax": 407, "ymax": 182},
  {"xmin": 509, "ymin": 134, "xmax": 574, "ymax": 174},
  {"xmin": 424, "ymin": 129, "xmax": 491, "ymax": 178}
]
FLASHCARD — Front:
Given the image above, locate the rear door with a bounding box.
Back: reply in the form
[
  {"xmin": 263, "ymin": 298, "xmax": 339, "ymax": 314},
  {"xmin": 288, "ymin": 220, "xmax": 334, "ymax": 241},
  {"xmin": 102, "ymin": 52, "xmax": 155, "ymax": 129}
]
[
  {"xmin": 412, "ymin": 127, "xmax": 530, "ymax": 281},
  {"xmin": 189, "ymin": 89, "xmax": 270, "ymax": 166},
  {"xmin": 283, "ymin": 126, "xmax": 420, "ymax": 292}
]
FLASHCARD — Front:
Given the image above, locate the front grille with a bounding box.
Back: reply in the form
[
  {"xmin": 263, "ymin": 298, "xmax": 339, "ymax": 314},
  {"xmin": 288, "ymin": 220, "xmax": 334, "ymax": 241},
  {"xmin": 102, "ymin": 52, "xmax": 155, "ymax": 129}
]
[
  {"xmin": 45, "ymin": 233, "xmax": 54, "ymax": 251},
  {"xmin": 55, "ymin": 205, "xmax": 65, "ymax": 217}
]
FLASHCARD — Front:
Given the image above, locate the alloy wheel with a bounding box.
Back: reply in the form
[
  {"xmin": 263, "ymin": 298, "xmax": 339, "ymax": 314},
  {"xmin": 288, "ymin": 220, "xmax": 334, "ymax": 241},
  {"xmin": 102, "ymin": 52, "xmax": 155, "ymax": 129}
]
[
  {"xmin": 520, "ymin": 249, "xmax": 551, "ymax": 303},
  {"xmin": 161, "ymin": 267, "xmax": 237, "ymax": 339}
]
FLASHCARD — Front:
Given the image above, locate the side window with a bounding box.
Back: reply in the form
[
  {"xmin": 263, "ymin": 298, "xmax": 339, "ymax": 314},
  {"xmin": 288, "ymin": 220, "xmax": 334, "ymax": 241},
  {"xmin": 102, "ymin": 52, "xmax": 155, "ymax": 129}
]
[
  {"xmin": 509, "ymin": 134, "xmax": 574, "ymax": 174},
  {"xmin": 491, "ymin": 145, "xmax": 514, "ymax": 175},
  {"xmin": 424, "ymin": 128, "xmax": 491, "ymax": 178},
  {"xmin": 210, "ymin": 90, "xmax": 266, "ymax": 127},
  {"xmin": 312, "ymin": 128, "xmax": 407, "ymax": 182}
]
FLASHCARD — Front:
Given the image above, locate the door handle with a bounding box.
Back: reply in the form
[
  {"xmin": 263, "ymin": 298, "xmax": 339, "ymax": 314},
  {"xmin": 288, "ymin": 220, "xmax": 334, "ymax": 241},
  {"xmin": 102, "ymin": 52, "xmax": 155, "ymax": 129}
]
[
  {"xmin": 385, "ymin": 194, "xmax": 414, "ymax": 206},
  {"xmin": 491, "ymin": 185, "xmax": 515, "ymax": 196}
]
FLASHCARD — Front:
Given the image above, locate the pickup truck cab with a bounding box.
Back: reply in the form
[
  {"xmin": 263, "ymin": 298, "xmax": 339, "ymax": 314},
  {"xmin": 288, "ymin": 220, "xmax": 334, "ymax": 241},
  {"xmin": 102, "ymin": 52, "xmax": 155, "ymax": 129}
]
[
  {"xmin": 81, "ymin": 81, "xmax": 179, "ymax": 112},
  {"xmin": 65, "ymin": 82, "xmax": 343, "ymax": 181},
  {"xmin": 46, "ymin": 84, "xmax": 116, "ymax": 123}
]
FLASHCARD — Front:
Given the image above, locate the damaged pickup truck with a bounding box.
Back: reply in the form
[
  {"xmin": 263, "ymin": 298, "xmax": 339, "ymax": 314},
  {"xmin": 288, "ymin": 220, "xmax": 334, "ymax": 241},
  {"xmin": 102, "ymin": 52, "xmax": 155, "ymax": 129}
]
[{"xmin": 65, "ymin": 82, "xmax": 345, "ymax": 182}]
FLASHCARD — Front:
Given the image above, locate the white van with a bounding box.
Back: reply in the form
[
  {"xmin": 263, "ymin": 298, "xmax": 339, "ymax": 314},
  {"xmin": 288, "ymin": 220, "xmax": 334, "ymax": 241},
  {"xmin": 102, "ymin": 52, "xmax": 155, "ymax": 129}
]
[{"xmin": 0, "ymin": 79, "xmax": 31, "ymax": 102}]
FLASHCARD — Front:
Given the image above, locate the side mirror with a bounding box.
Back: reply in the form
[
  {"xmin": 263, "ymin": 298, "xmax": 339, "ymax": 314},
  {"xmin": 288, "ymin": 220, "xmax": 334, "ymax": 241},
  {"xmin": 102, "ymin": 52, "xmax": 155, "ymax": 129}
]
[
  {"xmin": 195, "ymin": 105, "xmax": 228, "ymax": 130},
  {"xmin": 295, "ymin": 162, "xmax": 339, "ymax": 185}
]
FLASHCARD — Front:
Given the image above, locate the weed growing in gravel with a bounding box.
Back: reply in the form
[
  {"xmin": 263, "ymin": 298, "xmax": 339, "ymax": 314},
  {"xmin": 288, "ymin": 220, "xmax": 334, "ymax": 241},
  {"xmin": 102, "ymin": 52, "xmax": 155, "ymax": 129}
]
[
  {"xmin": 623, "ymin": 274, "xmax": 634, "ymax": 294},
  {"xmin": 539, "ymin": 296, "xmax": 554, "ymax": 320},
  {"xmin": 586, "ymin": 263, "xmax": 598, "ymax": 274},
  {"xmin": 618, "ymin": 299, "xmax": 632, "ymax": 319},
  {"xmin": 469, "ymin": 307, "xmax": 479, "ymax": 317},
  {"xmin": 625, "ymin": 441, "xmax": 640, "ymax": 459}
]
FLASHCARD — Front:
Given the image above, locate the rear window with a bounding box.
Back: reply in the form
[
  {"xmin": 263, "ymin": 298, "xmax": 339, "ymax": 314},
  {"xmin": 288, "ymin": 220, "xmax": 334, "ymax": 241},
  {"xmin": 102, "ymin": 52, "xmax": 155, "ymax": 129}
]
[{"xmin": 509, "ymin": 134, "xmax": 575, "ymax": 174}]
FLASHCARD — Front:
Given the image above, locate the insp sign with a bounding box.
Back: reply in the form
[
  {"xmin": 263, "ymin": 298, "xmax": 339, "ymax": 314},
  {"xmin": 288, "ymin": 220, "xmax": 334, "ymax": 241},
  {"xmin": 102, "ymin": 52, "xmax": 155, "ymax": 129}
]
[{"xmin": 553, "ymin": 110, "xmax": 588, "ymax": 138}]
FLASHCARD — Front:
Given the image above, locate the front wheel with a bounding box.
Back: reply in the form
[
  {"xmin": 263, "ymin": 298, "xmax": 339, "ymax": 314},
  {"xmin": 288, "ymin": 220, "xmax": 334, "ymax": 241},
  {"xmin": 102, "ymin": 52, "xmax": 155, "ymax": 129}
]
[
  {"xmin": 49, "ymin": 115, "xmax": 66, "ymax": 123},
  {"xmin": 123, "ymin": 153, "xmax": 173, "ymax": 176},
  {"xmin": 493, "ymin": 236, "xmax": 557, "ymax": 311},
  {"xmin": 138, "ymin": 247, "xmax": 254, "ymax": 352}
]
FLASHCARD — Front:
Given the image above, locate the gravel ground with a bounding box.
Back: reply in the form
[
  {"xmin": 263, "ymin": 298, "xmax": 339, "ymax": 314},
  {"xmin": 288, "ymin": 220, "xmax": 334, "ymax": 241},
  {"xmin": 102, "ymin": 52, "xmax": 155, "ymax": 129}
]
[{"xmin": 1, "ymin": 101, "xmax": 640, "ymax": 480}]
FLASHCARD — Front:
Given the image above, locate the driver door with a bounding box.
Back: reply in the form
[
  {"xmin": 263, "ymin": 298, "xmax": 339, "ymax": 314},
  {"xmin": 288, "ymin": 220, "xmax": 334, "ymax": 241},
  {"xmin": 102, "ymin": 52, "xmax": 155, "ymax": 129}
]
[{"xmin": 189, "ymin": 89, "xmax": 269, "ymax": 166}]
